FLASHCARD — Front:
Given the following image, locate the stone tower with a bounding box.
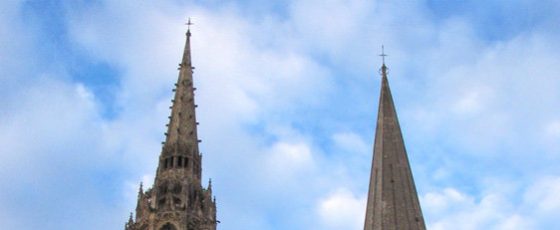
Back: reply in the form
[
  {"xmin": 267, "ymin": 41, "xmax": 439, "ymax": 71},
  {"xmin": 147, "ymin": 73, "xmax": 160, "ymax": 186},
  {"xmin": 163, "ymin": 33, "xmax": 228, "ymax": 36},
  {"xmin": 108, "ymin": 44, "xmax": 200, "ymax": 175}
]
[
  {"xmin": 363, "ymin": 55, "xmax": 426, "ymax": 230},
  {"xmin": 125, "ymin": 25, "xmax": 217, "ymax": 230}
]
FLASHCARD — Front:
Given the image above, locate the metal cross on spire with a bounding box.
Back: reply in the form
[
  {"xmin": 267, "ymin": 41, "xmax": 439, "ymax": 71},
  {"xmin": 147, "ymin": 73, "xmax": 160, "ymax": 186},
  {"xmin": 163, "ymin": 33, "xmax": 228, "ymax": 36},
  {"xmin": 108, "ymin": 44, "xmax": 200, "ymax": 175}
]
[
  {"xmin": 379, "ymin": 45, "xmax": 388, "ymax": 65},
  {"xmin": 186, "ymin": 18, "xmax": 194, "ymax": 30}
]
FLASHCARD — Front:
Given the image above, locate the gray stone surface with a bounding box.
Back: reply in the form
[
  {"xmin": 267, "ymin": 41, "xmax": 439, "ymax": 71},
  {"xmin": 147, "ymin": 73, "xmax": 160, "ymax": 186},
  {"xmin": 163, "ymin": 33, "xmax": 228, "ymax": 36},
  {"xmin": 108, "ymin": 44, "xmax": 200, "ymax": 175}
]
[{"xmin": 363, "ymin": 64, "xmax": 426, "ymax": 230}]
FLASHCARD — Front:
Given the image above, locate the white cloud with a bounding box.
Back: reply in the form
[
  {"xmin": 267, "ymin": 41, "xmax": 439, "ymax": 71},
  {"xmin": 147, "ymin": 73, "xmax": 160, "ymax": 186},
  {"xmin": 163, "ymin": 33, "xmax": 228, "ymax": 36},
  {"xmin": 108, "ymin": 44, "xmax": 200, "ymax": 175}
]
[
  {"xmin": 452, "ymin": 86, "xmax": 493, "ymax": 115},
  {"xmin": 0, "ymin": 76, "xmax": 131, "ymax": 228},
  {"xmin": 496, "ymin": 215, "xmax": 532, "ymax": 230},
  {"xmin": 423, "ymin": 188, "xmax": 533, "ymax": 230},
  {"xmin": 332, "ymin": 132, "xmax": 369, "ymax": 155},
  {"xmin": 422, "ymin": 188, "xmax": 471, "ymax": 214},
  {"xmin": 423, "ymin": 177, "xmax": 560, "ymax": 230},
  {"xmin": 524, "ymin": 177, "xmax": 560, "ymax": 214},
  {"xmin": 263, "ymin": 141, "xmax": 314, "ymax": 181},
  {"xmin": 317, "ymin": 188, "xmax": 366, "ymax": 230}
]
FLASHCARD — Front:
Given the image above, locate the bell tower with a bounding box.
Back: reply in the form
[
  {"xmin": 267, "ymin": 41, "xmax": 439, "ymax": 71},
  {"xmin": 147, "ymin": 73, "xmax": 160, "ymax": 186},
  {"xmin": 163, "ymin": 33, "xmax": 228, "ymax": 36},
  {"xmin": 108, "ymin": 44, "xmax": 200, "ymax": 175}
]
[{"xmin": 125, "ymin": 20, "xmax": 218, "ymax": 230}]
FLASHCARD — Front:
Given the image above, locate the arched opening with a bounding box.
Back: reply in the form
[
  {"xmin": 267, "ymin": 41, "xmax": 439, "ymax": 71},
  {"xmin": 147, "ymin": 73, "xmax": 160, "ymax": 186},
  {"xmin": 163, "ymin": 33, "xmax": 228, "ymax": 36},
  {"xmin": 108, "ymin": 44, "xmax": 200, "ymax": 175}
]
[
  {"xmin": 160, "ymin": 223, "xmax": 177, "ymax": 230},
  {"xmin": 178, "ymin": 156, "xmax": 183, "ymax": 167}
]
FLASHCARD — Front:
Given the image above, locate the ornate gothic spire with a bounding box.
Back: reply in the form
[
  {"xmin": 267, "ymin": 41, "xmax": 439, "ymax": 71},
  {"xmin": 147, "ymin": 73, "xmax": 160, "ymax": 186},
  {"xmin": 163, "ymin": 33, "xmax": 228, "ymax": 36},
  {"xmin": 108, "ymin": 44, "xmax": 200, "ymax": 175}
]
[
  {"xmin": 127, "ymin": 21, "xmax": 217, "ymax": 230},
  {"xmin": 158, "ymin": 19, "xmax": 203, "ymax": 181},
  {"xmin": 363, "ymin": 49, "xmax": 426, "ymax": 230},
  {"xmin": 164, "ymin": 21, "xmax": 199, "ymax": 148}
]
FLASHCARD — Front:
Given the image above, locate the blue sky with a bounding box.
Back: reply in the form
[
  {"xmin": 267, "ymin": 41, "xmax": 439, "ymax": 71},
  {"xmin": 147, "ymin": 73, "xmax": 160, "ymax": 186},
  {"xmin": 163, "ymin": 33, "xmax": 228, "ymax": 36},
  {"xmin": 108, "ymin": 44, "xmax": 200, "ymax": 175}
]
[{"xmin": 1, "ymin": 0, "xmax": 560, "ymax": 229}]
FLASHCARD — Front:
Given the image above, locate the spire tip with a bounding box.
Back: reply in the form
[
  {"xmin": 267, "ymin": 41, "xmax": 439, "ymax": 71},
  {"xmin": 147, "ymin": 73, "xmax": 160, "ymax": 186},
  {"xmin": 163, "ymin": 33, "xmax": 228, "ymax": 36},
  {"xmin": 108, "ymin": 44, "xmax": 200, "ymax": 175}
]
[
  {"xmin": 186, "ymin": 17, "xmax": 194, "ymax": 35},
  {"xmin": 379, "ymin": 45, "xmax": 388, "ymax": 65},
  {"xmin": 378, "ymin": 45, "xmax": 389, "ymax": 77}
]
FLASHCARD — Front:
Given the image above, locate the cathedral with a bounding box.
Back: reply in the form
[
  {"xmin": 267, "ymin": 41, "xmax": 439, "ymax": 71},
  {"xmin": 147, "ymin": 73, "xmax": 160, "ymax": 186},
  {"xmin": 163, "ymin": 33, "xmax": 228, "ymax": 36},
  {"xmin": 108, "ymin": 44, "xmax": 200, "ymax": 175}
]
[{"xmin": 126, "ymin": 25, "xmax": 425, "ymax": 230}]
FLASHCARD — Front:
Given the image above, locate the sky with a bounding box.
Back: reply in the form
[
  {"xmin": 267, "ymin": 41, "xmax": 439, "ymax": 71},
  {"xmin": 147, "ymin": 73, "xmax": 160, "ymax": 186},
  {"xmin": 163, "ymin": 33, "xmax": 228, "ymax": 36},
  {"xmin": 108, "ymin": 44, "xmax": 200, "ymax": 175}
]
[{"xmin": 1, "ymin": 0, "xmax": 560, "ymax": 229}]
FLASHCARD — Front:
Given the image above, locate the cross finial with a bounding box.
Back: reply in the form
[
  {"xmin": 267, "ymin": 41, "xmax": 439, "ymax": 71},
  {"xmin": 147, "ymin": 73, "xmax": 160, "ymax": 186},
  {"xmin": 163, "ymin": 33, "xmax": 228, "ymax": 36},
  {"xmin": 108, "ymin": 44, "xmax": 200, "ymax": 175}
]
[
  {"xmin": 379, "ymin": 45, "xmax": 388, "ymax": 65},
  {"xmin": 186, "ymin": 18, "xmax": 194, "ymax": 30}
]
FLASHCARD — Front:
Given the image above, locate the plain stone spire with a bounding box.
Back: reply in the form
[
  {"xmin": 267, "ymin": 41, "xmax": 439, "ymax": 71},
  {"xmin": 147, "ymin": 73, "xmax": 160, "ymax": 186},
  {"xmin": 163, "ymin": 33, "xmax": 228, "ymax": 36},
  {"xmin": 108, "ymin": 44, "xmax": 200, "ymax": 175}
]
[{"xmin": 363, "ymin": 57, "xmax": 426, "ymax": 230}]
